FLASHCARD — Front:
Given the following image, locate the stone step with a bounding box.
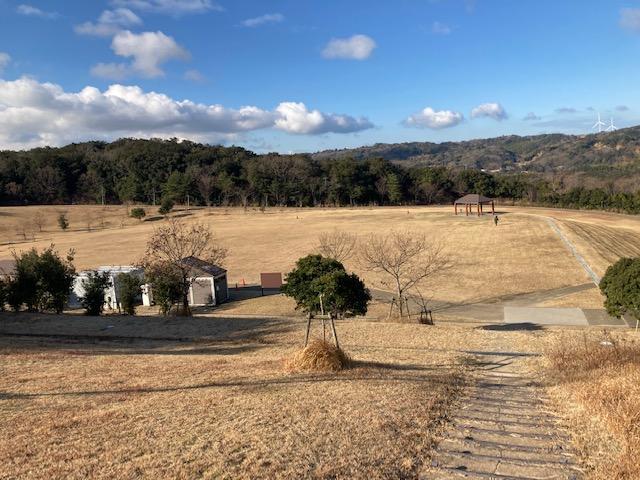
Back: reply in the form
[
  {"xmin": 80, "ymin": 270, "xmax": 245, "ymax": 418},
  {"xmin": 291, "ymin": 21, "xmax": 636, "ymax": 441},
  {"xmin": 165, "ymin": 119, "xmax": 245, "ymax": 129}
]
[
  {"xmin": 433, "ymin": 451, "xmax": 578, "ymax": 479},
  {"xmin": 449, "ymin": 429, "xmax": 562, "ymax": 450},
  {"xmin": 454, "ymin": 418, "xmax": 562, "ymax": 436},
  {"xmin": 437, "ymin": 438, "xmax": 574, "ymax": 465},
  {"xmin": 463, "ymin": 396, "xmax": 545, "ymax": 409},
  {"xmin": 455, "ymin": 414, "xmax": 560, "ymax": 430},
  {"xmin": 457, "ymin": 424, "xmax": 569, "ymax": 442},
  {"xmin": 445, "ymin": 432, "xmax": 572, "ymax": 457},
  {"xmin": 425, "ymin": 465, "xmax": 549, "ymax": 480}
]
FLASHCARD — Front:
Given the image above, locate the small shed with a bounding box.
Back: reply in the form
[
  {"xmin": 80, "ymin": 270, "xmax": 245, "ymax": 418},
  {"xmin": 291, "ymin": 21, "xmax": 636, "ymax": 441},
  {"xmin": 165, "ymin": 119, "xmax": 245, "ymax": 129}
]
[
  {"xmin": 454, "ymin": 194, "xmax": 495, "ymax": 216},
  {"xmin": 180, "ymin": 256, "xmax": 229, "ymax": 306}
]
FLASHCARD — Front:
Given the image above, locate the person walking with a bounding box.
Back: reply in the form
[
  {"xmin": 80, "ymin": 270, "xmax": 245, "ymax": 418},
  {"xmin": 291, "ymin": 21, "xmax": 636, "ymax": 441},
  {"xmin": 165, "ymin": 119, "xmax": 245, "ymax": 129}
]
[{"xmin": 493, "ymin": 214, "xmax": 499, "ymax": 226}]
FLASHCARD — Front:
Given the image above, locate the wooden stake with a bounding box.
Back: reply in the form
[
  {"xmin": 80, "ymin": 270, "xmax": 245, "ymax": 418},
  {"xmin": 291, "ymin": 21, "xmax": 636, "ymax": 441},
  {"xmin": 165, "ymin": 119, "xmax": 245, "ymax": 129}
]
[
  {"xmin": 304, "ymin": 313, "xmax": 312, "ymax": 347},
  {"xmin": 387, "ymin": 298, "xmax": 395, "ymax": 321},
  {"xmin": 330, "ymin": 315, "xmax": 340, "ymax": 350}
]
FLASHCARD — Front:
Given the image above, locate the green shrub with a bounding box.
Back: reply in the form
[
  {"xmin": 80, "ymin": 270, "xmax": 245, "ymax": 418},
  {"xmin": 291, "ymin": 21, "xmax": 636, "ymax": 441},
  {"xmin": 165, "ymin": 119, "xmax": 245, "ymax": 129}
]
[
  {"xmin": 7, "ymin": 246, "xmax": 76, "ymax": 313},
  {"xmin": 130, "ymin": 207, "xmax": 146, "ymax": 220},
  {"xmin": 144, "ymin": 261, "xmax": 183, "ymax": 315},
  {"xmin": 600, "ymin": 258, "xmax": 640, "ymax": 323},
  {"xmin": 158, "ymin": 198, "xmax": 174, "ymax": 215},
  {"xmin": 311, "ymin": 269, "xmax": 370, "ymax": 318},
  {"xmin": 116, "ymin": 272, "xmax": 141, "ymax": 315},
  {"xmin": 80, "ymin": 271, "xmax": 112, "ymax": 316},
  {"xmin": 57, "ymin": 212, "xmax": 69, "ymax": 230},
  {"xmin": 282, "ymin": 254, "xmax": 346, "ymax": 314}
]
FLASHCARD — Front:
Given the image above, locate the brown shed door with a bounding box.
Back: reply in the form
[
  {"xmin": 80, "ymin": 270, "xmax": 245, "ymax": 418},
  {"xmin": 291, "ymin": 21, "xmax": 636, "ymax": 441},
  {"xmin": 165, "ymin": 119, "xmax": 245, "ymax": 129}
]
[{"xmin": 191, "ymin": 278, "xmax": 213, "ymax": 305}]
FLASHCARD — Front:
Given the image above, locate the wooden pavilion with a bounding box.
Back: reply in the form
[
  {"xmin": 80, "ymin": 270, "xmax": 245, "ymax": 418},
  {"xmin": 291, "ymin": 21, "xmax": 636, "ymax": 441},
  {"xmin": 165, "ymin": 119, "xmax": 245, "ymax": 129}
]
[{"xmin": 454, "ymin": 194, "xmax": 495, "ymax": 216}]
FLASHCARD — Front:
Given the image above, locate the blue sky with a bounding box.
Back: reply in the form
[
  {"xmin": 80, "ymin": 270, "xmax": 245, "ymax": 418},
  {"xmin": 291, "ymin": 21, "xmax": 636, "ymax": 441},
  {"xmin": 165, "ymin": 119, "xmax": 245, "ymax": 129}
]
[{"xmin": 0, "ymin": 0, "xmax": 639, "ymax": 152}]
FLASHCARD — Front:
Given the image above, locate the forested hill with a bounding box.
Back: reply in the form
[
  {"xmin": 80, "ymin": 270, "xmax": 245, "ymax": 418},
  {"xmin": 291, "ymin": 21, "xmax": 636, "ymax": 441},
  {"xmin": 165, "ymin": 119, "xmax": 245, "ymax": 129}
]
[
  {"xmin": 312, "ymin": 126, "xmax": 640, "ymax": 180},
  {"xmin": 2, "ymin": 134, "xmax": 640, "ymax": 213}
]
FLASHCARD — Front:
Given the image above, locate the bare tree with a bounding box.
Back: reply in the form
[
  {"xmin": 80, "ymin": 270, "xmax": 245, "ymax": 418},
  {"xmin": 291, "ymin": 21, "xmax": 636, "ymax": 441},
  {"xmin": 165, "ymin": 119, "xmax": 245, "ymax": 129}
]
[
  {"xmin": 32, "ymin": 211, "xmax": 45, "ymax": 232},
  {"xmin": 359, "ymin": 230, "xmax": 452, "ymax": 319},
  {"xmin": 317, "ymin": 230, "xmax": 358, "ymax": 263},
  {"xmin": 197, "ymin": 170, "xmax": 216, "ymax": 207},
  {"xmin": 142, "ymin": 218, "xmax": 227, "ymax": 315}
]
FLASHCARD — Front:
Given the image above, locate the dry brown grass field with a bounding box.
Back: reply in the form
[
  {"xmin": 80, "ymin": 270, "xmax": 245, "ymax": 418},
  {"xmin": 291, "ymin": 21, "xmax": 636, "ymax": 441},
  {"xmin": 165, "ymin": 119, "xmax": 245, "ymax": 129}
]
[
  {"xmin": 541, "ymin": 331, "xmax": 640, "ymax": 479},
  {"xmin": 3, "ymin": 204, "xmax": 634, "ymax": 311},
  {"xmin": 2, "ymin": 205, "xmax": 640, "ymax": 478},
  {"xmin": 0, "ymin": 314, "xmax": 488, "ymax": 479}
]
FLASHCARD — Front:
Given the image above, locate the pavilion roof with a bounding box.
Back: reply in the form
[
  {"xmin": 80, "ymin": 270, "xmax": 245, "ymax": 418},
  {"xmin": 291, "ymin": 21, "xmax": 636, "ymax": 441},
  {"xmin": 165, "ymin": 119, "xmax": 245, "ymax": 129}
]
[{"xmin": 454, "ymin": 194, "xmax": 493, "ymax": 205}]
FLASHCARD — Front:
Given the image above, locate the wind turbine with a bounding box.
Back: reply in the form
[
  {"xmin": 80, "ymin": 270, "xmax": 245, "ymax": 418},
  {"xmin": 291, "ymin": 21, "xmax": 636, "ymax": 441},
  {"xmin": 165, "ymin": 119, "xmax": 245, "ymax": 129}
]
[
  {"xmin": 606, "ymin": 117, "xmax": 618, "ymax": 132},
  {"xmin": 592, "ymin": 112, "xmax": 606, "ymax": 133}
]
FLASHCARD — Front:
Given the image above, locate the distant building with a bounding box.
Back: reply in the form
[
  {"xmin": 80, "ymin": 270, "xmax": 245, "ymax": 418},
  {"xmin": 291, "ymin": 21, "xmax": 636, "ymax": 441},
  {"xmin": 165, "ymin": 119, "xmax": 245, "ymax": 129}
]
[
  {"xmin": 143, "ymin": 257, "xmax": 229, "ymax": 308},
  {"xmin": 70, "ymin": 266, "xmax": 144, "ymax": 310},
  {"xmin": 179, "ymin": 256, "xmax": 229, "ymax": 306}
]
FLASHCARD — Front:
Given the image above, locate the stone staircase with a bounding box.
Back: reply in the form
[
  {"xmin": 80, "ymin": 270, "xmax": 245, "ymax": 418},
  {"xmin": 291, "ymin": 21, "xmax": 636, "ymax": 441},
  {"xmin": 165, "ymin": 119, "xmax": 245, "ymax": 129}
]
[{"xmin": 424, "ymin": 351, "xmax": 582, "ymax": 479}]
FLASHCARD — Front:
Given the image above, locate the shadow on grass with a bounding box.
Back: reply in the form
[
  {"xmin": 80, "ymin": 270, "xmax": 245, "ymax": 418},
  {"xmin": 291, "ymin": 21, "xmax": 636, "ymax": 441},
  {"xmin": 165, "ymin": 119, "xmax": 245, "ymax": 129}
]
[
  {"xmin": 476, "ymin": 323, "xmax": 545, "ymax": 332},
  {"xmin": 0, "ymin": 369, "xmax": 463, "ymax": 400},
  {"xmin": 0, "ymin": 313, "xmax": 300, "ymax": 348}
]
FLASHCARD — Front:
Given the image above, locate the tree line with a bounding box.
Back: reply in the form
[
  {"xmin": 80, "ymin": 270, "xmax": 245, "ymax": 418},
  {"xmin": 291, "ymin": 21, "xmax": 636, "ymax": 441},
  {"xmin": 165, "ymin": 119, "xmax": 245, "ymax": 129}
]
[{"xmin": 2, "ymin": 138, "xmax": 640, "ymax": 214}]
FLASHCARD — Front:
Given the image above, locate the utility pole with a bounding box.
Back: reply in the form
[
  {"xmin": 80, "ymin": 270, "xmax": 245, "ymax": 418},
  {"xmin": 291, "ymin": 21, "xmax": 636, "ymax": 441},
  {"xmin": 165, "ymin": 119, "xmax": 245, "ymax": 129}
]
[
  {"xmin": 101, "ymin": 186, "xmax": 105, "ymax": 206},
  {"xmin": 186, "ymin": 194, "xmax": 190, "ymax": 210}
]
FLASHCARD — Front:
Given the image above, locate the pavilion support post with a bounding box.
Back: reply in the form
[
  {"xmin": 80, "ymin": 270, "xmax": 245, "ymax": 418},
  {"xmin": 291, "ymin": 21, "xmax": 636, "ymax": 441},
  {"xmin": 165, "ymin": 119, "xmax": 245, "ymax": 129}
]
[
  {"xmin": 454, "ymin": 203, "xmax": 457, "ymax": 215},
  {"xmin": 477, "ymin": 203, "xmax": 480, "ymax": 216},
  {"xmin": 492, "ymin": 201, "xmax": 495, "ymax": 214}
]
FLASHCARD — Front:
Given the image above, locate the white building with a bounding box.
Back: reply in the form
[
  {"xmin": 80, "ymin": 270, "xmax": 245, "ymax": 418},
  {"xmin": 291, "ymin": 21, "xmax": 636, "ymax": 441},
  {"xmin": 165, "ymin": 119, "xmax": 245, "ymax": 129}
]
[{"xmin": 69, "ymin": 266, "xmax": 144, "ymax": 310}]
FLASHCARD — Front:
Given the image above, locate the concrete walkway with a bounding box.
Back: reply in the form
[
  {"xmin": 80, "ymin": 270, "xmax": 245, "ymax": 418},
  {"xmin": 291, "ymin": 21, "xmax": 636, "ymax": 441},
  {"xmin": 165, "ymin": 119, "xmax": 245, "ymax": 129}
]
[
  {"xmin": 370, "ymin": 286, "xmax": 627, "ymax": 327},
  {"xmin": 425, "ymin": 348, "xmax": 583, "ymax": 479}
]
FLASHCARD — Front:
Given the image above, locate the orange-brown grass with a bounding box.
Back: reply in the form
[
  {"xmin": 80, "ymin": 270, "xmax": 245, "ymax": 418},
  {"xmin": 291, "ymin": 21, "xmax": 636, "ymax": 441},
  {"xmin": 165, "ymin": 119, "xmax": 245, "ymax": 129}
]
[
  {"xmin": 543, "ymin": 331, "xmax": 640, "ymax": 479},
  {"xmin": 0, "ymin": 313, "xmax": 476, "ymax": 479},
  {"xmin": 285, "ymin": 339, "xmax": 351, "ymax": 372},
  {"xmin": 0, "ymin": 205, "xmax": 604, "ymax": 310}
]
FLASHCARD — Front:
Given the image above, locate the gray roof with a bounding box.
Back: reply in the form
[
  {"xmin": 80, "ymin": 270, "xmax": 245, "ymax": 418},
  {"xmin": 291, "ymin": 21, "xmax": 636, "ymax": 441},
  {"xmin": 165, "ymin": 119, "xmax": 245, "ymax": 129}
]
[
  {"xmin": 180, "ymin": 256, "xmax": 227, "ymax": 277},
  {"xmin": 0, "ymin": 259, "xmax": 15, "ymax": 274},
  {"xmin": 454, "ymin": 194, "xmax": 493, "ymax": 205}
]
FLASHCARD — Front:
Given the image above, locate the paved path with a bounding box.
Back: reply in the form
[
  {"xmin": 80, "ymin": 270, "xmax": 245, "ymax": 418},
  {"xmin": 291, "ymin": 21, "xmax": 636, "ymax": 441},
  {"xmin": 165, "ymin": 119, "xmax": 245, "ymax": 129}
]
[
  {"xmin": 544, "ymin": 217, "xmax": 601, "ymax": 285},
  {"xmin": 425, "ymin": 348, "xmax": 583, "ymax": 479},
  {"xmin": 369, "ymin": 286, "xmax": 627, "ymax": 327}
]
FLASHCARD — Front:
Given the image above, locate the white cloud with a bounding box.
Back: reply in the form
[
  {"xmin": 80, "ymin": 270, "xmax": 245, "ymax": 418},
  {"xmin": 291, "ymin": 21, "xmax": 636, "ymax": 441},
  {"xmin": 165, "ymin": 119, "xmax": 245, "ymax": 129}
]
[
  {"xmin": 404, "ymin": 107, "xmax": 463, "ymax": 129},
  {"xmin": 0, "ymin": 77, "xmax": 373, "ymax": 149},
  {"xmin": 93, "ymin": 30, "xmax": 190, "ymax": 78},
  {"xmin": 523, "ymin": 112, "xmax": 541, "ymax": 121},
  {"xmin": 242, "ymin": 13, "xmax": 284, "ymax": 27},
  {"xmin": 90, "ymin": 63, "xmax": 130, "ymax": 80},
  {"xmin": 0, "ymin": 53, "xmax": 10, "ymax": 75},
  {"xmin": 322, "ymin": 34, "xmax": 376, "ymax": 60},
  {"xmin": 183, "ymin": 69, "xmax": 206, "ymax": 82},
  {"xmin": 620, "ymin": 8, "xmax": 640, "ymax": 32},
  {"xmin": 16, "ymin": 4, "xmax": 59, "ymax": 19},
  {"xmin": 555, "ymin": 107, "xmax": 577, "ymax": 114},
  {"xmin": 471, "ymin": 102, "xmax": 507, "ymax": 121},
  {"xmin": 110, "ymin": 0, "xmax": 222, "ymax": 15},
  {"xmin": 432, "ymin": 22, "xmax": 451, "ymax": 35},
  {"xmin": 274, "ymin": 102, "xmax": 374, "ymax": 134},
  {"xmin": 75, "ymin": 8, "xmax": 142, "ymax": 37}
]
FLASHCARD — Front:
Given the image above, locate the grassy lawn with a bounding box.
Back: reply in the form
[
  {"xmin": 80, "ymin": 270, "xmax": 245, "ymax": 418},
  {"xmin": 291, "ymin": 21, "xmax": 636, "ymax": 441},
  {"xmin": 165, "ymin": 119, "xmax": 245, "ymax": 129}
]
[
  {"xmin": 0, "ymin": 205, "xmax": 606, "ymax": 310},
  {"xmin": 0, "ymin": 313, "xmax": 476, "ymax": 479}
]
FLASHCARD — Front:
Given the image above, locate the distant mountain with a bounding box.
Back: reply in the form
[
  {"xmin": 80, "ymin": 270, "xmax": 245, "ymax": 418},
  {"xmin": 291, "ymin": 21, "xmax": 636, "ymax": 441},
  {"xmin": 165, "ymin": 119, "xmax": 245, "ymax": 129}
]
[{"xmin": 312, "ymin": 126, "xmax": 640, "ymax": 181}]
